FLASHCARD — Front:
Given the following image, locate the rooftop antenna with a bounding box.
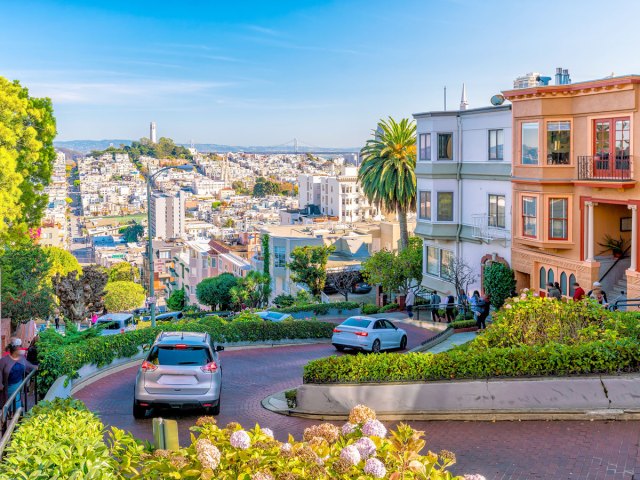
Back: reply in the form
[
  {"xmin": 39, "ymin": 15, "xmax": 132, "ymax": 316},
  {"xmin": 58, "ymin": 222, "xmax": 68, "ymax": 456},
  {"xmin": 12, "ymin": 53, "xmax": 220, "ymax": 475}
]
[{"xmin": 444, "ymin": 86, "xmax": 447, "ymax": 111}]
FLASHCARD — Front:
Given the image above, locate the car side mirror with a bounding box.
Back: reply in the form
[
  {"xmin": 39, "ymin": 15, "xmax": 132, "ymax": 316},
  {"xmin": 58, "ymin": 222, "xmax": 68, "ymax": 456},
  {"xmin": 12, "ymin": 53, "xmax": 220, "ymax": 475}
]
[
  {"xmin": 142, "ymin": 344, "xmax": 151, "ymax": 351},
  {"xmin": 215, "ymin": 345, "xmax": 225, "ymax": 352}
]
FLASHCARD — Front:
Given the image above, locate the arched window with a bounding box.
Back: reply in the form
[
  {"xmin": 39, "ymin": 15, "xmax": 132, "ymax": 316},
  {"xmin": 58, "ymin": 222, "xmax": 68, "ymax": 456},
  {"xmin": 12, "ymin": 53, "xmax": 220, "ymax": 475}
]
[
  {"xmin": 547, "ymin": 268, "xmax": 554, "ymax": 285},
  {"xmin": 539, "ymin": 267, "xmax": 546, "ymax": 289},
  {"xmin": 569, "ymin": 274, "xmax": 576, "ymax": 296},
  {"xmin": 560, "ymin": 272, "xmax": 568, "ymax": 296}
]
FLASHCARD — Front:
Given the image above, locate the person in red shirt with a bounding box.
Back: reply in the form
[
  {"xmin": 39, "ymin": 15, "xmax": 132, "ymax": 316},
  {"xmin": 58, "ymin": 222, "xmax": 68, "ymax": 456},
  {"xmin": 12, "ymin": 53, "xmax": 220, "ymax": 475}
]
[{"xmin": 572, "ymin": 282, "xmax": 586, "ymax": 301}]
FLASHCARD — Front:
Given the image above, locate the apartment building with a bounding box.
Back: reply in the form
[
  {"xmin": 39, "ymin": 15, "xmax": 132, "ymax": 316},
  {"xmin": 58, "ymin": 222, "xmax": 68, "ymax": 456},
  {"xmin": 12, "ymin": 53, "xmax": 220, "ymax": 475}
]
[
  {"xmin": 503, "ymin": 75, "xmax": 640, "ymax": 300},
  {"xmin": 298, "ymin": 166, "xmax": 379, "ymax": 223},
  {"xmin": 413, "ymin": 103, "xmax": 513, "ymax": 295},
  {"xmin": 150, "ymin": 191, "xmax": 185, "ymax": 239}
]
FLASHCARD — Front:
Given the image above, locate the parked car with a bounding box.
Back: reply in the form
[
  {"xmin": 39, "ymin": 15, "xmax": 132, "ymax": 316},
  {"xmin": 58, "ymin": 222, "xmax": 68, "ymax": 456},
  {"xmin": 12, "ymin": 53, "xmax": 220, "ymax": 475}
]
[
  {"xmin": 331, "ymin": 316, "xmax": 407, "ymax": 353},
  {"xmin": 323, "ymin": 283, "xmax": 339, "ymax": 294},
  {"xmin": 133, "ymin": 331, "xmax": 224, "ymax": 418},
  {"xmin": 352, "ymin": 282, "xmax": 372, "ymax": 294},
  {"xmin": 96, "ymin": 313, "xmax": 136, "ymax": 335},
  {"xmin": 255, "ymin": 311, "xmax": 293, "ymax": 322},
  {"xmin": 142, "ymin": 311, "xmax": 184, "ymax": 322}
]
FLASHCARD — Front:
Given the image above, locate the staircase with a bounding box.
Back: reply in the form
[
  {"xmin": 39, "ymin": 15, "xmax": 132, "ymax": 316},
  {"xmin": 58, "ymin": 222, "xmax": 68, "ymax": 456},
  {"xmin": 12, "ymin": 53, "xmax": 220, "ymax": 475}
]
[{"xmin": 596, "ymin": 255, "xmax": 630, "ymax": 300}]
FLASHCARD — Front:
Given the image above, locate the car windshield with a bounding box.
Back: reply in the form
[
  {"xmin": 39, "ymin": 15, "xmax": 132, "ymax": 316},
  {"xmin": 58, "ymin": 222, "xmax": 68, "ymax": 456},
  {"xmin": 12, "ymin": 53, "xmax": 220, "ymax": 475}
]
[
  {"xmin": 147, "ymin": 345, "xmax": 212, "ymax": 366},
  {"xmin": 98, "ymin": 321, "xmax": 121, "ymax": 330},
  {"xmin": 341, "ymin": 318, "xmax": 371, "ymax": 329}
]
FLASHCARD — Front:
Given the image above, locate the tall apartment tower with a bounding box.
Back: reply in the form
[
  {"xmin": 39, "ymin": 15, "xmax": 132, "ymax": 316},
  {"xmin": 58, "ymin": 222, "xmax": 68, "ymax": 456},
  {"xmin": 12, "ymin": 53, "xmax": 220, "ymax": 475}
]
[
  {"xmin": 150, "ymin": 191, "xmax": 185, "ymax": 239},
  {"xmin": 150, "ymin": 122, "xmax": 157, "ymax": 144}
]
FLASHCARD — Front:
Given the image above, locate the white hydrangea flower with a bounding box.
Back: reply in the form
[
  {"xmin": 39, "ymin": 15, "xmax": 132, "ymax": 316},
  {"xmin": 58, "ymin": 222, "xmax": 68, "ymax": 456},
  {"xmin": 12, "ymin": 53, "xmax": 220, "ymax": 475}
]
[
  {"xmin": 361, "ymin": 419, "xmax": 387, "ymax": 438},
  {"xmin": 341, "ymin": 422, "xmax": 356, "ymax": 435},
  {"xmin": 261, "ymin": 427, "xmax": 274, "ymax": 438},
  {"xmin": 463, "ymin": 475, "xmax": 487, "ymax": 480},
  {"xmin": 230, "ymin": 430, "xmax": 251, "ymax": 450},
  {"xmin": 339, "ymin": 444, "xmax": 361, "ymax": 466},
  {"xmin": 195, "ymin": 438, "xmax": 221, "ymax": 470},
  {"xmin": 364, "ymin": 458, "xmax": 386, "ymax": 478},
  {"xmin": 354, "ymin": 437, "xmax": 376, "ymax": 459}
]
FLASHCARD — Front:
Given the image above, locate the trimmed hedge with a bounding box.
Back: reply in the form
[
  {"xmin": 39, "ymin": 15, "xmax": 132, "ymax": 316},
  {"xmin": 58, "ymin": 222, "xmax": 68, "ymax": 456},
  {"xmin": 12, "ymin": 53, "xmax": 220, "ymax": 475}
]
[
  {"xmin": 450, "ymin": 319, "xmax": 477, "ymax": 329},
  {"xmin": 303, "ymin": 338, "xmax": 640, "ymax": 384},
  {"xmin": 38, "ymin": 317, "xmax": 334, "ymax": 393},
  {"xmin": 271, "ymin": 301, "xmax": 360, "ymax": 315},
  {"xmin": 361, "ymin": 303, "xmax": 380, "ymax": 315},
  {"xmin": 379, "ymin": 302, "xmax": 399, "ymax": 313}
]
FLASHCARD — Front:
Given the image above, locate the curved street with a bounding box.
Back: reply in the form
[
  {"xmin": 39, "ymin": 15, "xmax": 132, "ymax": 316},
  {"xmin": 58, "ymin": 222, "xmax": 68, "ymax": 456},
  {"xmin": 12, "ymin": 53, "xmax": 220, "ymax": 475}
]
[{"xmin": 75, "ymin": 322, "xmax": 640, "ymax": 479}]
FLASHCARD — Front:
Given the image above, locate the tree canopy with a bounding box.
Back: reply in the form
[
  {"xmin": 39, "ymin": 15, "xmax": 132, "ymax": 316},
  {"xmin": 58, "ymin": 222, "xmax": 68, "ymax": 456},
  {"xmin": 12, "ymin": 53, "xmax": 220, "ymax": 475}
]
[
  {"xmin": 196, "ymin": 273, "xmax": 238, "ymax": 311},
  {"xmin": 361, "ymin": 236, "xmax": 422, "ymax": 295},
  {"xmin": 0, "ymin": 77, "xmax": 57, "ymax": 242},
  {"xmin": 108, "ymin": 262, "xmax": 140, "ymax": 283},
  {"xmin": 359, "ymin": 117, "xmax": 416, "ymax": 250},
  {"xmin": 229, "ymin": 271, "xmax": 272, "ymax": 309},
  {"xmin": 43, "ymin": 246, "xmax": 82, "ymax": 280},
  {"xmin": 166, "ymin": 288, "xmax": 186, "ymax": 311},
  {"xmin": 484, "ymin": 262, "xmax": 516, "ymax": 309},
  {"xmin": 103, "ymin": 281, "xmax": 145, "ymax": 313},
  {"xmin": 121, "ymin": 224, "xmax": 144, "ymax": 243},
  {"xmin": 252, "ymin": 177, "xmax": 282, "ymax": 198},
  {"xmin": 288, "ymin": 245, "xmax": 335, "ymax": 297}
]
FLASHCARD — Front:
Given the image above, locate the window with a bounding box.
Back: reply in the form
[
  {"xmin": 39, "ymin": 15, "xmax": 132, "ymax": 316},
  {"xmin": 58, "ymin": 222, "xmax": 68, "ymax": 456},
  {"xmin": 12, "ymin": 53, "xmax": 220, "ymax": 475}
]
[
  {"xmin": 419, "ymin": 133, "xmax": 431, "ymax": 161},
  {"xmin": 549, "ymin": 198, "xmax": 568, "ymax": 240},
  {"xmin": 547, "ymin": 269, "xmax": 554, "ymax": 285},
  {"xmin": 488, "ymin": 194, "xmax": 505, "ymax": 228},
  {"xmin": 440, "ymin": 249, "xmax": 453, "ymax": 279},
  {"xmin": 426, "ymin": 246, "xmax": 439, "ymax": 275},
  {"xmin": 560, "ymin": 272, "xmax": 568, "ymax": 296},
  {"xmin": 274, "ymin": 246, "xmax": 286, "ymax": 268},
  {"xmin": 539, "ymin": 267, "xmax": 546, "ymax": 289},
  {"xmin": 521, "ymin": 122, "xmax": 539, "ymax": 165},
  {"xmin": 569, "ymin": 274, "xmax": 576, "ymax": 296},
  {"xmin": 419, "ymin": 191, "xmax": 431, "ymax": 220},
  {"xmin": 437, "ymin": 133, "xmax": 453, "ymax": 160},
  {"xmin": 547, "ymin": 121, "xmax": 571, "ymax": 164},
  {"xmin": 437, "ymin": 192, "xmax": 454, "ymax": 221},
  {"xmin": 488, "ymin": 129, "xmax": 504, "ymax": 160},
  {"xmin": 522, "ymin": 196, "xmax": 537, "ymax": 237}
]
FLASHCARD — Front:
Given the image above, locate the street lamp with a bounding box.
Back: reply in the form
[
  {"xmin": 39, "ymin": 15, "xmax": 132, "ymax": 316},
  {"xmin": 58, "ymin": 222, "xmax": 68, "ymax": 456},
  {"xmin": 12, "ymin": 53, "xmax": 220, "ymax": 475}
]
[{"xmin": 146, "ymin": 164, "xmax": 193, "ymax": 327}]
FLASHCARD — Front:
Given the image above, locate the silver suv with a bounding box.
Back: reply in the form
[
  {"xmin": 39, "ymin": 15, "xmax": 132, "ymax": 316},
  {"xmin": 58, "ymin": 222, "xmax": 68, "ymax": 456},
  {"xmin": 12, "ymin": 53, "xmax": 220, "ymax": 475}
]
[{"xmin": 133, "ymin": 332, "xmax": 224, "ymax": 418}]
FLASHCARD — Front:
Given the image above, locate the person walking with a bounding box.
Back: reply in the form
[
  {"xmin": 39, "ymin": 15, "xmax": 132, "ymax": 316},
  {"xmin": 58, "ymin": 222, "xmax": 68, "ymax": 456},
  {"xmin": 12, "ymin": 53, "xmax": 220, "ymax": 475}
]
[
  {"xmin": 430, "ymin": 291, "xmax": 442, "ymax": 322},
  {"xmin": 478, "ymin": 294, "xmax": 491, "ymax": 330},
  {"xmin": 587, "ymin": 281, "xmax": 608, "ymax": 303},
  {"xmin": 405, "ymin": 288, "xmax": 416, "ymax": 319},
  {"xmin": 91, "ymin": 312, "xmax": 98, "ymax": 325},
  {"xmin": 547, "ymin": 282, "xmax": 562, "ymax": 300},
  {"xmin": 572, "ymin": 282, "xmax": 586, "ymax": 301},
  {"xmin": 445, "ymin": 293, "xmax": 456, "ymax": 323},
  {"xmin": 54, "ymin": 314, "xmax": 60, "ymax": 330},
  {"xmin": 593, "ymin": 288, "xmax": 608, "ymax": 308},
  {"xmin": 613, "ymin": 290, "xmax": 627, "ymax": 311},
  {"xmin": 470, "ymin": 290, "xmax": 481, "ymax": 326},
  {"xmin": 0, "ymin": 343, "xmax": 37, "ymax": 413},
  {"xmin": 457, "ymin": 289, "xmax": 468, "ymax": 315}
]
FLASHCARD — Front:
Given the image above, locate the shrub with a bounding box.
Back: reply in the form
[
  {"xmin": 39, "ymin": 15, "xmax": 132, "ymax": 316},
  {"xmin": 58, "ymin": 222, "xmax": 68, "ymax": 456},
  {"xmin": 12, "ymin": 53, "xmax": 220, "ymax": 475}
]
[
  {"xmin": 273, "ymin": 293, "xmax": 295, "ymax": 308},
  {"xmin": 284, "ymin": 389, "xmax": 297, "ymax": 408},
  {"xmin": 450, "ymin": 319, "xmax": 477, "ymax": 330},
  {"xmin": 455, "ymin": 311, "xmax": 474, "ymax": 321},
  {"xmin": 38, "ymin": 317, "xmax": 334, "ymax": 393},
  {"xmin": 362, "ymin": 303, "xmax": 380, "ymax": 315},
  {"xmin": 379, "ymin": 302, "xmax": 399, "ymax": 313},
  {"xmin": 272, "ymin": 301, "xmax": 360, "ymax": 315},
  {"xmin": 483, "ymin": 262, "xmax": 516, "ymax": 309}
]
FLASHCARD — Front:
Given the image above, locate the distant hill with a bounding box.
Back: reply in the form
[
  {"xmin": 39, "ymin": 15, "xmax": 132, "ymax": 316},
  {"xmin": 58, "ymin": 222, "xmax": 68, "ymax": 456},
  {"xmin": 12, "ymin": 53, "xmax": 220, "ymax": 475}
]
[{"xmin": 54, "ymin": 139, "xmax": 359, "ymax": 154}]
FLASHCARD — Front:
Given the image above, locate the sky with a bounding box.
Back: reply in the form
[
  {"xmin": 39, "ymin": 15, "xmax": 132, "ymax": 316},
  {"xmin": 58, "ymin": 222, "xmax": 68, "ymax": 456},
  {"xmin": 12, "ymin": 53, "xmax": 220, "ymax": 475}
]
[{"xmin": 2, "ymin": 0, "xmax": 640, "ymax": 147}]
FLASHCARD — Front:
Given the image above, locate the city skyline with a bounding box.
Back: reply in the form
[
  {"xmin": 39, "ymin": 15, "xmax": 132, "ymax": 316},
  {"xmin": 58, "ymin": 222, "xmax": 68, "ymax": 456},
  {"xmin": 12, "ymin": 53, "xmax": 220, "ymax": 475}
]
[{"xmin": 3, "ymin": 0, "xmax": 640, "ymax": 146}]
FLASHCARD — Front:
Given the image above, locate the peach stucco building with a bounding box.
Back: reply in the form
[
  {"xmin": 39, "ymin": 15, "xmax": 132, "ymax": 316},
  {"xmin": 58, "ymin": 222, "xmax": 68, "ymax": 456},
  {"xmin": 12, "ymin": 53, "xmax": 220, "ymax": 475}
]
[{"xmin": 503, "ymin": 75, "xmax": 640, "ymax": 302}]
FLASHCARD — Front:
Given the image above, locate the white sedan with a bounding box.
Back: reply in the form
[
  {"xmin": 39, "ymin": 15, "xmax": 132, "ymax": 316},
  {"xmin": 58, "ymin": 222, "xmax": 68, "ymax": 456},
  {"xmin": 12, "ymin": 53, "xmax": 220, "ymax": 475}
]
[
  {"xmin": 331, "ymin": 316, "xmax": 408, "ymax": 353},
  {"xmin": 255, "ymin": 311, "xmax": 293, "ymax": 322}
]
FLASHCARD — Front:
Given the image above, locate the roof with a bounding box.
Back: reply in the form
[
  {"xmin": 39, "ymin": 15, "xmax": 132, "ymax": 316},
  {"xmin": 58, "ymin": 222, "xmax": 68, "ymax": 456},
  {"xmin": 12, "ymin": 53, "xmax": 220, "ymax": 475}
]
[
  {"xmin": 413, "ymin": 104, "xmax": 511, "ymax": 118},
  {"xmin": 97, "ymin": 313, "xmax": 133, "ymax": 322},
  {"xmin": 156, "ymin": 331, "xmax": 209, "ymax": 345},
  {"xmin": 502, "ymin": 74, "xmax": 640, "ymax": 99}
]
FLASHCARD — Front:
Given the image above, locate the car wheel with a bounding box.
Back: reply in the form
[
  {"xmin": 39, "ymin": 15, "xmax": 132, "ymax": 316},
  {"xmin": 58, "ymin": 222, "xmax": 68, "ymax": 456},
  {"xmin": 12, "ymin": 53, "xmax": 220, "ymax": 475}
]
[
  {"xmin": 371, "ymin": 339, "xmax": 381, "ymax": 353},
  {"xmin": 334, "ymin": 344, "xmax": 345, "ymax": 352},
  {"xmin": 399, "ymin": 336, "xmax": 407, "ymax": 350},
  {"xmin": 133, "ymin": 402, "xmax": 147, "ymax": 419}
]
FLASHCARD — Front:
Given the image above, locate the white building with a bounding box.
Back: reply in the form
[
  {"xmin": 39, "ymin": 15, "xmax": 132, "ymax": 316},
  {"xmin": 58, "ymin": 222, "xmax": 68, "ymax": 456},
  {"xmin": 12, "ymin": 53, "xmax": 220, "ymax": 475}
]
[
  {"xmin": 413, "ymin": 102, "xmax": 513, "ymax": 295},
  {"xmin": 150, "ymin": 191, "xmax": 185, "ymax": 239},
  {"xmin": 150, "ymin": 121, "xmax": 157, "ymax": 143},
  {"xmin": 298, "ymin": 165, "xmax": 378, "ymax": 223}
]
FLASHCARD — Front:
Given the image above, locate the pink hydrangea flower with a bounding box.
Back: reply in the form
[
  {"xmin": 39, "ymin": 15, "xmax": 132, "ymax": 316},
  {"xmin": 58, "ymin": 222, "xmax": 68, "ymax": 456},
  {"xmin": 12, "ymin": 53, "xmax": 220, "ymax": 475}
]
[
  {"xmin": 355, "ymin": 437, "xmax": 376, "ymax": 459},
  {"xmin": 230, "ymin": 430, "xmax": 251, "ymax": 449},
  {"xmin": 339, "ymin": 444, "xmax": 361, "ymax": 466},
  {"xmin": 364, "ymin": 458, "xmax": 387, "ymax": 478},
  {"xmin": 341, "ymin": 422, "xmax": 356, "ymax": 435},
  {"xmin": 261, "ymin": 428, "xmax": 274, "ymax": 438},
  {"xmin": 362, "ymin": 419, "xmax": 387, "ymax": 438}
]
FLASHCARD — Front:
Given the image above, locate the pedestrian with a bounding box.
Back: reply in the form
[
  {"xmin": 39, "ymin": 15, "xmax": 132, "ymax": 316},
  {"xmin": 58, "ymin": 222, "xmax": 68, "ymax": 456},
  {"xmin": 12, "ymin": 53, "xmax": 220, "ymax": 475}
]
[
  {"xmin": 478, "ymin": 294, "xmax": 491, "ymax": 330},
  {"xmin": 0, "ymin": 343, "xmax": 37, "ymax": 413},
  {"xmin": 26, "ymin": 336, "xmax": 39, "ymax": 365},
  {"xmin": 470, "ymin": 290, "xmax": 481, "ymax": 325},
  {"xmin": 54, "ymin": 314, "xmax": 60, "ymax": 330},
  {"xmin": 613, "ymin": 290, "xmax": 627, "ymax": 311},
  {"xmin": 547, "ymin": 282, "xmax": 562, "ymax": 300},
  {"xmin": 430, "ymin": 290, "xmax": 442, "ymax": 322},
  {"xmin": 572, "ymin": 282, "xmax": 586, "ymax": 301},
  {"xmin": 587, "ymin": 281, "xmax": 608, "ymax": 303},
  {"xmin": 445, "ymin": 292, "xmax": 456, "ymax": 323},
  {"xmin": 457, "ymin": 289, "xmax": 468, "ymax": 315},
  {"xmin": 91, "ymin": 312, "xmax": 98, "ymax": 325},
  {"xmin": 405, "ymin": 288, "xmax": 415, "ymax": 319},
  {"xmin": 593, "ymin": 288, "xmax": 608, "ymax": 308}
]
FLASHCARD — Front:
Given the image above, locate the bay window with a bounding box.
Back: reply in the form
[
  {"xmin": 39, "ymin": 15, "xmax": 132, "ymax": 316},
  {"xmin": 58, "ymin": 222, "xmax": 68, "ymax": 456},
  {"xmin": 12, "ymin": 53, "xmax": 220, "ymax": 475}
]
[
  {"xmin": 522, "ymin": 196, "xmax": 537, "ymax": 237},
  {"xmin": 521, "ymin": 122, "xmax": 539, "ymax": 165},
  {"xmin": 547, "ymin": 121, "xmax": 571, "ymax": 165},
  {"xmin": 549, "ymin": 198, "xmax": 568, "ymax": 240}
]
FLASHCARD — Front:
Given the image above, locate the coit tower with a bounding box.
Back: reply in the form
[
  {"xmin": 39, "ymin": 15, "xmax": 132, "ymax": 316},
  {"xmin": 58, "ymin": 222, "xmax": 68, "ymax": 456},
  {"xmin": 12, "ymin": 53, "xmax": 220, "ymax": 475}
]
[{"xmin": 150, "ymin": 122, "xmax": 157, "ymax": 144}]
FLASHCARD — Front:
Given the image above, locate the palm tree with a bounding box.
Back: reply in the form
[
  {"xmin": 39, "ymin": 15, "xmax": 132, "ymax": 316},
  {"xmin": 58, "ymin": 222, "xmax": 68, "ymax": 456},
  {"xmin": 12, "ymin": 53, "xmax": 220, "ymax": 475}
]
[{"xmin": 358, "ymin": 117, "xmax": 416, "ymax": 250}]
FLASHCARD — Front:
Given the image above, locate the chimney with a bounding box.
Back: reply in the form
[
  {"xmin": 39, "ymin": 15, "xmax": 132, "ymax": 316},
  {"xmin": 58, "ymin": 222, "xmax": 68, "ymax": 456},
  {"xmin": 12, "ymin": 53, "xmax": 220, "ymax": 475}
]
[
  {"xmin": 563, "ymin": 69, "xmax": 571, "ymax": 85},
  {"xmin": 459, "ymin": 83, "xmax": 468, "ymax": 111},
  {"xmin": 555, "ymin": 67, "xmax": 563, "ymax": 85}
]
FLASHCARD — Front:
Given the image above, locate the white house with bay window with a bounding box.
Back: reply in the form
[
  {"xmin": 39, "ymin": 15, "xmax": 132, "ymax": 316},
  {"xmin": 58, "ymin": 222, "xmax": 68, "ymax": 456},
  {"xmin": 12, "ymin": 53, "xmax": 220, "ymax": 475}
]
[{"xmin": 413, "ymin": 101, "xmax": 513, "ymax": 297}]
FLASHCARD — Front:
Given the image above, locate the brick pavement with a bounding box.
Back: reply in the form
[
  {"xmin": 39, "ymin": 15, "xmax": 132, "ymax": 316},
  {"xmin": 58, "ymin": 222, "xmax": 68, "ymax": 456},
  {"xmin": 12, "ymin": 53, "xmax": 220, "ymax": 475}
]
[{"xmin": 74, "ymin": 322, "xmax": 640, "ymax": 479}]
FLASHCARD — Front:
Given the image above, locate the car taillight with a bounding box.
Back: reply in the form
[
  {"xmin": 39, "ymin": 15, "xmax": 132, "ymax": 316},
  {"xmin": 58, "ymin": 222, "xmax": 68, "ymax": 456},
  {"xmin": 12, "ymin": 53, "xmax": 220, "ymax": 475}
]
[
  {"xmin": 175, "ymin": 344, "xmax": 187, "ymax": 349},
  {"xmin": 355, "ymin": 331, "xmax": 368, "ymax": 337},
  {"xmin": 201, "ymin": 362, "xmax": 218, "ymax": 373},
  {"xmin": 141, "ymin": 360, "xmax": 157, "ymax": 371},
  {"xmin": 333, "ymin": 328, "xmax": 342, "ymax": 333}
]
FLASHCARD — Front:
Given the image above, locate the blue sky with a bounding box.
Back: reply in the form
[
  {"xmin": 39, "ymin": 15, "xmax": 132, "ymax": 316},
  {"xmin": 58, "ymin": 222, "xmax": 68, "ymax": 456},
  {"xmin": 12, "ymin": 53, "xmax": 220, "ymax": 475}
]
[{"xmin": 2, "ymin": 0, "xmax": 640, "ymax": 146}]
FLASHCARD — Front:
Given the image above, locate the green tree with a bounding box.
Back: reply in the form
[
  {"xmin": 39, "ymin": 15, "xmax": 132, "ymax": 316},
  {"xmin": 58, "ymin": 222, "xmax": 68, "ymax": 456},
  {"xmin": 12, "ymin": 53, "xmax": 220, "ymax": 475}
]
[
  {"xmin": 223, "ymin": 218, "xmax": 235, "ymax": 228},
  {"xmin": 261, "ymin": 234, "xmax": 270, "ymax": 277},
  {"xmin": 103, "ymin": 281, "xmax": 145, "ymax": 313},
  {"xmin": 288, "ymin": 245, "xmax": 335, "ymax": 297},
  {"xmin": 229, "ymin": 271, "xmax": 272, "ymax": 309},
  {"xmin": 196, "ymin": 273, "xmax": 238, "ymax": 310},
  {"xmin": 166, "ymin": 288, "xmax": 186, "ymax": 311},
  {"xmin": 483, "ymin": 262, "xmax": 516, "ymax": 309},
  {"xmin": 73, "ymin": 179, "xmax": 80, "ymax": 187},
  {"xmin": 359, "ymin": 117, "xmax": 416, "ymax": 250},
  {"xmin": 122, "ymin": 224, "xmax": 144, "ymax": 243},
  {"xmin": 43, "ymin": 246, "xmax": 82, "ymax": 280},
  {"xmin": 361, "ymin": 237, "xmax": 422, "ymax": 295},
  {"xmin": 108, "ymin": 262, "xmax": 140, "ymax": 283},
  {"xmin": 0, "ymin": 243, "xmax": 54, "ymax": 331}
]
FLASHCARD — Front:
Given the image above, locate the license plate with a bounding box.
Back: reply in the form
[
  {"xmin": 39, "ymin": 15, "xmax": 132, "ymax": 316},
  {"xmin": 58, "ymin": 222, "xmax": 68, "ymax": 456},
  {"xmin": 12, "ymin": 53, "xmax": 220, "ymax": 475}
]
[{"xmin": 158, "ymin": 375, "xmax": 197, "ymax": 385}]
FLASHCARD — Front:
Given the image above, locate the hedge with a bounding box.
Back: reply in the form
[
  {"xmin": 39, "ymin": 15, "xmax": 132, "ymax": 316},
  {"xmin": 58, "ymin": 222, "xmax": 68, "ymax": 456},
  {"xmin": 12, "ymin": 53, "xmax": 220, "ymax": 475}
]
[
  {"xmin": 271, "ymin": 301, "xmax": 360, "ymax": 315},
  {"xmin": 38, "ymin": 317, "xmax": 334, "ymax": 393},
  {"xmin": 450, "ymin": 319, "xmax": 477, "ymax": 329},
  {"xmin": 303, "ymin": 338, "xmax": 640, "ymax": 384}
]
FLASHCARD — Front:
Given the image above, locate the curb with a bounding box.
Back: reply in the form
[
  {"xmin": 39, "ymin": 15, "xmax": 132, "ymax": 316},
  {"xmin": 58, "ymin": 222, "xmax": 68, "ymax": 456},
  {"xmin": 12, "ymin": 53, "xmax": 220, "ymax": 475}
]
[{"xmin": 409, "ymin": 327, "xmax": 454, "ymax": 352}]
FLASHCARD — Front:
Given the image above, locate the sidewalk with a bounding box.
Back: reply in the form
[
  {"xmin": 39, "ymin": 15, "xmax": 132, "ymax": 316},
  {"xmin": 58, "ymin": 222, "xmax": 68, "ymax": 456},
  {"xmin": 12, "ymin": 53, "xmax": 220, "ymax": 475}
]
[{"xmin": 425, "ymin": 332, "xmax": 477, "ymax": 353}]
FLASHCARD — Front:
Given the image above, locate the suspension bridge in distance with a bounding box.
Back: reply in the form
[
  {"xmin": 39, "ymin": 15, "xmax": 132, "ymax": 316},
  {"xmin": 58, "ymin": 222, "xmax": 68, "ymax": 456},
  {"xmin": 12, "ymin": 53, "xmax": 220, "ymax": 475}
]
[{"xmin": 202, "ymin": 138, "xmax": 360, "ymax": 156}]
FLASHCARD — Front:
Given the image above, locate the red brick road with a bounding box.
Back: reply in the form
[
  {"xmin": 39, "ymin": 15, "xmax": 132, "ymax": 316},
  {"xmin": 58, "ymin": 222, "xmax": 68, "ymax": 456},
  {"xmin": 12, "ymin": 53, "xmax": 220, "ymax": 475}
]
[{"xmin": 74, "ymin": 322, "xmax": 640, "ymax": 479}]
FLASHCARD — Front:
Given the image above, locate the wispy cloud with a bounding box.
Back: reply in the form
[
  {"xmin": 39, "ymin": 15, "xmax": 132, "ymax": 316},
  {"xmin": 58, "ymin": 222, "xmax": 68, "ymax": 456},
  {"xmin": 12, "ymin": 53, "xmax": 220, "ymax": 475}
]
[{"xmin": 244, "ymin": 24, "xmax": 281, "ymax": 37}]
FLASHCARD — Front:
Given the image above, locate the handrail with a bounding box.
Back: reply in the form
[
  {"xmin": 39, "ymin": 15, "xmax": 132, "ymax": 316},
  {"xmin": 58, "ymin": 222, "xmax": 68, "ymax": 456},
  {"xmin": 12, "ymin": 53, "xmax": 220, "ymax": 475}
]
[
  {"xmin": 599, "ymin": 245, "xmax": 632, "ymax": 284},
  {"xmin": 1, "ymin": 369, "xmax": 37, "ymax": 425},
  {"xmin": 0, "ymin": 368, "xmax": 37, "ymax": 459},
  {"xmin": 608, "ymin": 298, "xmax": 640, "ymax": 311}
]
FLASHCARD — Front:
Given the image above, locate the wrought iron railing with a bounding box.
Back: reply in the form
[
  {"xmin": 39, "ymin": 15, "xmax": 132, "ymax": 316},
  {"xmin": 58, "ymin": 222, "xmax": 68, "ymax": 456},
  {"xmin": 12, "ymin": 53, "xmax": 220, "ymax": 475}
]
[
  {"xmin": 577, "ymin": 155, "xmax": 633, "ymax": 181},
  {"xmin": 0, "ymin": 369, "xmax": 38, "ymax": 458}
]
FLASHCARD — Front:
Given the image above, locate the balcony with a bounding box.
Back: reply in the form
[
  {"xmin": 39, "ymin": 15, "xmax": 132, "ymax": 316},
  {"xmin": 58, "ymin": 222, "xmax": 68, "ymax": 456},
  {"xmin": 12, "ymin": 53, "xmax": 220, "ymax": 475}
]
[{"xmin": 577, "ymin": 155, "xmax": 632, "ymax": 181}]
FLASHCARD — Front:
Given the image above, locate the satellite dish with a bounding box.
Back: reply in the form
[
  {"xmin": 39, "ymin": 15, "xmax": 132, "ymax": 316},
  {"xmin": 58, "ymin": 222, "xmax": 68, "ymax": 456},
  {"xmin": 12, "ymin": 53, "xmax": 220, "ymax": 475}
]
[{"xmin": 490, "ymin": 94, "xmax": 505, "ymax": 106}]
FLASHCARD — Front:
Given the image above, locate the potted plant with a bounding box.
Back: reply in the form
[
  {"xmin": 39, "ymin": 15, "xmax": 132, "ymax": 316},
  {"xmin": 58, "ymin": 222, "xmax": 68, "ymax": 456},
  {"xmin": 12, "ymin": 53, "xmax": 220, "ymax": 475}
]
[{"xmin": 598, "ymin": 235, "xmax": 628, "ymax": 258}]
